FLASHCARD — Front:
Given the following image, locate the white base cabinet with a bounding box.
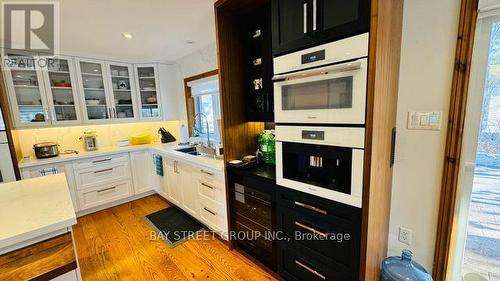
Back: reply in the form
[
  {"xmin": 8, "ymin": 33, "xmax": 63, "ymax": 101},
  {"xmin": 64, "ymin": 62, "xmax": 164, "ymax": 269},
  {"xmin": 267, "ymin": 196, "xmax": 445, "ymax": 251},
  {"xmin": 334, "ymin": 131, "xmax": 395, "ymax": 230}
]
[
  {"xmin": 130, "ymin": 150, "xmax": 154, "ymax": 194},
  {"xmin": 160, "ymin": 155, "xmax": 228, "ymax": 238}
]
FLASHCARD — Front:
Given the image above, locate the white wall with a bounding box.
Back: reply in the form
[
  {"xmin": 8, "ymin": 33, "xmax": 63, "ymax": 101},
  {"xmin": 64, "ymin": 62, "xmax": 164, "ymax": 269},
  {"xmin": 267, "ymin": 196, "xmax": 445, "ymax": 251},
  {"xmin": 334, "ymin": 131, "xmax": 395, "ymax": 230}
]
[
  {"xmin": 173, "ymin": 43, "xmax": 218, "ymax": 126},
  {"xmin": 387, "ymin": 0, "xmax": 461, "ymax": 270}
]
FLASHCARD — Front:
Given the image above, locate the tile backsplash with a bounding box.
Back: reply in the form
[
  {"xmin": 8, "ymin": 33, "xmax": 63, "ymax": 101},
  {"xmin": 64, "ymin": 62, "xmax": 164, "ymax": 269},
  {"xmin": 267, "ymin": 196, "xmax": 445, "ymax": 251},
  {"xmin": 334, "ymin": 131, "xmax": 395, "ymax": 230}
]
[{"xmin": 14, "ymin": 121, "xmax": 180, "ymax": 159}]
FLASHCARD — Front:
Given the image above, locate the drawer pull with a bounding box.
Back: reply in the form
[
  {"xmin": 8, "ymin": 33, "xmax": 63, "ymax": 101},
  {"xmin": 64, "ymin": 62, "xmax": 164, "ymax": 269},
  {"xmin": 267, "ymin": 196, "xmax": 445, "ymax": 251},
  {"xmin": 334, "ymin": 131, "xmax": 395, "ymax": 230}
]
[
  {"xmin": 295, "ymin": 221, "xmax": 327, "ymax": 237},
  {"xmin": 94, "ymin": 168, "xmax": 113, "ymax": 174},
  {"xmin": 295, "ymin": 260, "xmax": 326, "ymax": 280},
  {"xmin": 202, "ymin": 182, "xmax": 215, "ymax": 189},
  {"xmin": 96, "ymin": 186, "xmax": 116, "ymax": 193},
  {"xmin": 294, "ymin": 201, "xmax": 327, "ymax": 215},
  {"xmin": 92, "ymin": 158, "xmax": 112, "ymax": 164},
  {"xmin": 200, "ymin": 169, "xmax": 214, "ymax": 176},
  {"xmin": 203, "ymin": 207, "xmax": 217, "ymax": 216}
]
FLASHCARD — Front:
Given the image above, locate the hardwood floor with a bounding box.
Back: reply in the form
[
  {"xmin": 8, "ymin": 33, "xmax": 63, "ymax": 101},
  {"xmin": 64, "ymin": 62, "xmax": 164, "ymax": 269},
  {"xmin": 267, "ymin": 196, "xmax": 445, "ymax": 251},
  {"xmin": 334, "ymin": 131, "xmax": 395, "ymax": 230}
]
[{"xmin": 73, "ymin": 195, "xmax": 276, "ymax": 281}]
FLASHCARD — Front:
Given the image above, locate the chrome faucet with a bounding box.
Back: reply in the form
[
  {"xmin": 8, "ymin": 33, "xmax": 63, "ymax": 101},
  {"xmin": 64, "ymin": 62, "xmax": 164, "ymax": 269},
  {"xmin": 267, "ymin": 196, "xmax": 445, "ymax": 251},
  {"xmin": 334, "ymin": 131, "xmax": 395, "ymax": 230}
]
[{"xmin": 193, "ymin": 112, "xmax": 211, "ymax": 147}]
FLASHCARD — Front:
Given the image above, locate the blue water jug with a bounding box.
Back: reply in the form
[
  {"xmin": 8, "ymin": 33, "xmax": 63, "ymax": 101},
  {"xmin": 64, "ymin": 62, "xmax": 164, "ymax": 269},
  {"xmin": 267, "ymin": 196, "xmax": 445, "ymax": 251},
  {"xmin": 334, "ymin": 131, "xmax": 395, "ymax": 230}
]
[{"xmin": 381, "ymin": 250, "xmax": 433, "ymax": 281}]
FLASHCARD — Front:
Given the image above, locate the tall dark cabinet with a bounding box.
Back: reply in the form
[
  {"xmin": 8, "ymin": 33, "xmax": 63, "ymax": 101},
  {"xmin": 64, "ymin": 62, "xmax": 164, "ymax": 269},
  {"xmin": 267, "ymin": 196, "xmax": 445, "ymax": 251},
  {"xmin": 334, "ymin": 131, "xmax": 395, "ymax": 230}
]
[
  {"xmin": 272, "ymin": 0, "xmax": 371, "ymax": 56},
  {"xmin": 240, "ymin": 4, "xmax": 274, "ymax": 122}
]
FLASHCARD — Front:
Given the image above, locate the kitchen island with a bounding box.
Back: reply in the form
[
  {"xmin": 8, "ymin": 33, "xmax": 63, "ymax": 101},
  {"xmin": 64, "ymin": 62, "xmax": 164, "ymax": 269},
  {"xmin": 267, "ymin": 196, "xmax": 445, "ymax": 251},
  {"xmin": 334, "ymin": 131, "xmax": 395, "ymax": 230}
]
[{"xmin": 0, "ymin": 174, "xmax": 80, "ymax": 280}]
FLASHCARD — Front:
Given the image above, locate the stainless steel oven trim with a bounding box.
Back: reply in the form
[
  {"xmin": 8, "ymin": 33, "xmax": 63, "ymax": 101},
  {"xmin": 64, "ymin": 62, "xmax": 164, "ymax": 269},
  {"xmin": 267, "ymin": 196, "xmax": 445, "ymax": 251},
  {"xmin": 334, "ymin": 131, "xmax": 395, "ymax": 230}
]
[
  {"xmin": 275, "ymin": 126, "xmax": 365, "ymax": 148},
  {"xmin": 276, "ymin": 141, "xmax": 364, "ymax": 208},
  {"xmin": 274, "ymin": 58, "xmax": 367, "ymax": 125}
]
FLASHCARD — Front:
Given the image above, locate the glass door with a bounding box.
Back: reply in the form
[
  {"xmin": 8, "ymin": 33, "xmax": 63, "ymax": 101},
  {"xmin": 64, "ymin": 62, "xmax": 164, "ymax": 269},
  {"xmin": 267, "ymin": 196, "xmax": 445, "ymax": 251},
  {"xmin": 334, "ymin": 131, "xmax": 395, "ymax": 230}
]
[
  {"xmin": 76, "ymin": 59, "xmax": 110, "ymax": 122},
  {"xmin": 135, "ymin": 65, "xmax": 161, "ymax": 119},
  {"xmin": 107, "ymin": 63, "xmax": 137, "ymax": 121},
  {"xmin": 42, "ymin": 56, "xmax": 81, "ymax": 125},
  {"xmin": 3, "ymin": 52, "xmax": 51, "ymax": 127}
]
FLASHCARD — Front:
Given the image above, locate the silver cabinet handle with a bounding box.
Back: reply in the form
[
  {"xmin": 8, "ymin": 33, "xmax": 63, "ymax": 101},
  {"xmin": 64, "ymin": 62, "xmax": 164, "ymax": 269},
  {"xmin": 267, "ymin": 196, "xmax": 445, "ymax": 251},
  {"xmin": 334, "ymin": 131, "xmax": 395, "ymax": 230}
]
[
  {"xmin": 92, "ymin": 158, "xmax": 111, "ymax": 164},
  {"xmin": 295, "ymin": 260, "xmax": 325, "ymax": 280},
  {"xmin": 313, "ymin": 0, "xmax": 317, "ymax": 31},
  {"xmin": 303, "ymin": 3, "xmax": 308, "ymax": 34},
  {"xmin": 107, "ymin": 107, "xmax": 111, "ymax": 119},
  {"xmin": 203, "ymin": 207, "xmax": 217, "ymax": 216},
  {"xmin": 294, "ymin": 201, "xmax": 327, "ymax": 215},
  {"xmin": 295, "ymin": 221, "xmax": 327, "ymax": 237},
  {"xmin": 94, "ymin": 168, "xmax": 113, "ymax": 174},
  {"xmin": 201, "ymin": 182, "xmax": 215, "ymax": 189},
  {"xmin": 113, "ymin": 107, "xmax": 117, "ymax": 118},
  {"xmin": 50, "ymin": 108, "xmax": 56, "ymax": 121},
  {"xmin": 200, "ymin": 169, "xmax": 214, "ymax": 176},
  {"xmin": 96, "ymin": 186, "xmax": 116, "ymax": 193}
]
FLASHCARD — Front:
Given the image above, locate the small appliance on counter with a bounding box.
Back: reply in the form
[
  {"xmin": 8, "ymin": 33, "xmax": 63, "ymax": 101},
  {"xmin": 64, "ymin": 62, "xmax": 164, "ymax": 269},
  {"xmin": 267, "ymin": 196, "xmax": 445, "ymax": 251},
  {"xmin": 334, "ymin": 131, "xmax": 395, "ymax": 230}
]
[
  {"xmin": 158, "ymin": 127, "xmax": 176, "ymax": 143},
  {"xmin": 80, "ymin": 130, "xmax": 98, "ymax": 151},
  {"xmin": 33, "ymin": 142, "xmax": 59, "ymax": 159},
  {"xmin": 130, "ymin": 133, "xmax": 152, "ymax": 145}
]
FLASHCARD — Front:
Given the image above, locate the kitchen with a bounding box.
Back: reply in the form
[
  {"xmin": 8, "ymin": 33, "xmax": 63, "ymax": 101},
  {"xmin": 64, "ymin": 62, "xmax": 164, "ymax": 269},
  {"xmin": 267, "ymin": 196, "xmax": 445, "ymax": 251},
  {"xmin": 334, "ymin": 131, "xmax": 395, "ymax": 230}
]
[{"xmin": 0, "ymin": 0, "xmax": 481, "ymax": 280}]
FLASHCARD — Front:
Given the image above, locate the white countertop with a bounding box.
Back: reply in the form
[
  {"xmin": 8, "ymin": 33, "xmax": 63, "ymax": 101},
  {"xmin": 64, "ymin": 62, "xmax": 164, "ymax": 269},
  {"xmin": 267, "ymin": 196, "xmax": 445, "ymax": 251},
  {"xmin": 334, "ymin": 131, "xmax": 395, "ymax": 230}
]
[
  {"xmin": 19, "ymin": 143, "xmax": 225, "ymax": 172},
  {"xmin": 0, "ymin": 174, "xmax": 77, "ymax": 253}
]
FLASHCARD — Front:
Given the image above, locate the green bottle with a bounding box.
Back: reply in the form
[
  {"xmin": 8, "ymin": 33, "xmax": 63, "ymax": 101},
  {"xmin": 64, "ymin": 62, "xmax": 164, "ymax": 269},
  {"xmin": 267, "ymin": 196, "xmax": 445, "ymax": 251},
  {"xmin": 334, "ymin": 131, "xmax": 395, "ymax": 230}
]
[{"xmin": 258, "ymin": 130, "xmax": 275, "ymax": 164}]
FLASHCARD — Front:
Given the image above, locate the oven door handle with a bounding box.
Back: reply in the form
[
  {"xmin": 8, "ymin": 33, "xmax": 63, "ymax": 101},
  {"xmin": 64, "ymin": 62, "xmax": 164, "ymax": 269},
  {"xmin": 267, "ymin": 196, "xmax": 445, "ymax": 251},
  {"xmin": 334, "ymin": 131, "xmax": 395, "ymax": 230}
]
[{"xmin": 272, "ymin": 59, "xmax": 364, "ymax": 82}]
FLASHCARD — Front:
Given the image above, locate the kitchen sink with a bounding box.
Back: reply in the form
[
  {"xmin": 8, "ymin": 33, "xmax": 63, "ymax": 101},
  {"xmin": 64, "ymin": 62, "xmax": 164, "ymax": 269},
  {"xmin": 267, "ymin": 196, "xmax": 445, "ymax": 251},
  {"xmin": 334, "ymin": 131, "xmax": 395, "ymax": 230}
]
[{"xmin": 175, "ymin": 147, "xmax": 201, "ymax": 156}]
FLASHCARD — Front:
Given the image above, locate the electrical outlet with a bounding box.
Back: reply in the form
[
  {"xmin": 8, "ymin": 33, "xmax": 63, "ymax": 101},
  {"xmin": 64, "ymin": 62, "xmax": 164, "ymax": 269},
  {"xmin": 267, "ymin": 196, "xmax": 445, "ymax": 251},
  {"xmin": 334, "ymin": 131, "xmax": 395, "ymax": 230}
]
[{"xmin": 398, "ymin": 227, "xmax": 412, "ymax": 245}]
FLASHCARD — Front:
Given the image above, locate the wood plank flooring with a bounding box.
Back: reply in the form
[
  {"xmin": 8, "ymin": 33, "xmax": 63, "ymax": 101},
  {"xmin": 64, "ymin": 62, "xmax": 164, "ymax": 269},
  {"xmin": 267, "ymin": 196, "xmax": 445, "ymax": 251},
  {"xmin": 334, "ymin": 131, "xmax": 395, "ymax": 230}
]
[{"xmin": 73, "ymin": 195, "xmax": 277, "ymax": 281}]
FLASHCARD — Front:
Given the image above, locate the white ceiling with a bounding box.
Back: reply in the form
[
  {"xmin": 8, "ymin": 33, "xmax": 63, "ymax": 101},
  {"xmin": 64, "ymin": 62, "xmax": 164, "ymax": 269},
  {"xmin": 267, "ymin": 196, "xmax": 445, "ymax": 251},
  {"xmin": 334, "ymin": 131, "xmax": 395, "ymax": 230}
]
[{"xmin": 57, "ymin": 0, "xmax": 216, "ymax": 62}]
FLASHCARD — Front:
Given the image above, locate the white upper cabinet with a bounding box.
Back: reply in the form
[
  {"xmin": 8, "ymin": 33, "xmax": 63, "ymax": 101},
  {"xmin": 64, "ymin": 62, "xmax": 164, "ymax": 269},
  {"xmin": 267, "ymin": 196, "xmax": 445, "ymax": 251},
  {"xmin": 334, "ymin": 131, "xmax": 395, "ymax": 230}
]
[
  {"xmin": 3, "ymin": 53, "xmax": 176, "ymax": 128},
  {"xmin": 42, "ymin": 56, "xmax": 82, "ymax": 125},
  {"xmin": 75, "ymin": 58, "xmax": 112, "ymax": 123},
  {"xmin": 106, "ymin": 62, "xmax": 139, "ymax": 122},
  {"xmin": 3, "ymin": 52, "xmax": 82, "ymax": 127},
  {"xmin": 134, "ymin": 64, "xmax": 162, "ymax": 120}
]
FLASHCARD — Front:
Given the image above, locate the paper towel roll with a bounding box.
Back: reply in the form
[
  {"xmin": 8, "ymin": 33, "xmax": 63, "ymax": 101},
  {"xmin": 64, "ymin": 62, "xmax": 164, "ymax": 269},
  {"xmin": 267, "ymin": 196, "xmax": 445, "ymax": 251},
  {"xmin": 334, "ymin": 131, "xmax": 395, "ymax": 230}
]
[{"xmin": 179, "ymin": 124, "xmax": 189, "ymax": 144}]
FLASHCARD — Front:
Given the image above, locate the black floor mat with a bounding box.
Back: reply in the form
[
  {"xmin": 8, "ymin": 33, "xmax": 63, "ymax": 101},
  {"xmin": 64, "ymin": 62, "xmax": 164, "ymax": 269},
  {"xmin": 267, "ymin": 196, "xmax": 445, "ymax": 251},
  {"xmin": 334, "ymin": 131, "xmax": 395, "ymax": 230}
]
[{"xmin": 145, "ymin": 206, "xmax": 205, "ymax": 247}]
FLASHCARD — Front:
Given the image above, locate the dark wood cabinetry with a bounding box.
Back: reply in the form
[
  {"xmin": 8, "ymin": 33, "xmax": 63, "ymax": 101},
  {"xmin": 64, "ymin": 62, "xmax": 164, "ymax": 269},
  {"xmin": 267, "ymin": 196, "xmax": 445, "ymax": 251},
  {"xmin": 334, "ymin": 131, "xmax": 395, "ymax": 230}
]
[
  {"xmin": 272, "ymin": 0, "xmax": 371, "ymax": 56},
  {"xmin": 240, "ymin": 4, "xmax": 274, "ymax": 121},
  {"xmin": 276, "ymin": 187, "xmax": 361, "ymax": 281}
]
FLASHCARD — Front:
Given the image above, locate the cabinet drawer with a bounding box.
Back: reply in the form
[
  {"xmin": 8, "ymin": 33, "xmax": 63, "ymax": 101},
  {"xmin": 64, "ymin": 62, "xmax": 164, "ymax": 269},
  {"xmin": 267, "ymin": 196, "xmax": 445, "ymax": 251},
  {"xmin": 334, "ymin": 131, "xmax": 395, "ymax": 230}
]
[
  {"xmin": 277, "ymin": 206, "xmax": 360, "ymax": 269},
  {"xmin": 278, "ymin": 241, "xmax": 356, "ymax": 281},
  {"xmin": 73, "ymin": 153, "xmax": 129, "ymax": 170},
  {"xmin": 77, "ymin": 180, "xmax": 132, "ymax": 210},
  {"xmin": 277, "ymin": 187, "xmax": 361, "ymax": 225},
  {"xmin": 74, "ymin": 161, "xmax": 131, "ymax": 190},
  {"xmin": 197, "ymin": 167, "xmax": 224, "ymax": 186},
  {"xmin": 198, "ymin": 180, "xmax": 225, "ymax": 204},
  {"xmin": 198, "ymin": 194, "xmax": 227, "ymax": 232}
]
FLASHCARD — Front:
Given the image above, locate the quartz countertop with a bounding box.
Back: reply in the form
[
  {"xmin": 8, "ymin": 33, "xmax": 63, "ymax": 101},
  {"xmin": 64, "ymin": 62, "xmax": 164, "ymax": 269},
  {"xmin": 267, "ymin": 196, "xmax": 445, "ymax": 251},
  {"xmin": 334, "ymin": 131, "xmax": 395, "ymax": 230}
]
[
  {"xmin": 0, "ymin": 174, "xmax": 77, "ymax": 253},
  {"xmin": 19, "ymin": 143, "xmax": 225, "ymax": 172}
]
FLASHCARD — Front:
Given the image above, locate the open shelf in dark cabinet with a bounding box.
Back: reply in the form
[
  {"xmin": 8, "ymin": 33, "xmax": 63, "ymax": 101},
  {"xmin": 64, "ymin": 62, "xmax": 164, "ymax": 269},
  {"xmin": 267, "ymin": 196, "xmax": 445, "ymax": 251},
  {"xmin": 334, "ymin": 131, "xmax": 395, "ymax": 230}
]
[{"xmin": 239, "ymin": 3, "xmax": 274, "ymax": 122}]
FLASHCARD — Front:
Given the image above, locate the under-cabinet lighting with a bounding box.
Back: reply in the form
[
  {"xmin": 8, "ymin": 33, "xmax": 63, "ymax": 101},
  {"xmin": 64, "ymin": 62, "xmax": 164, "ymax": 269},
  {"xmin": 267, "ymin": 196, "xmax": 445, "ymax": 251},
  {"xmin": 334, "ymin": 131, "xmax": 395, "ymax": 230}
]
[{"xmin": 122, "ymin": 32, "xmax": 133, "ymax": 39}]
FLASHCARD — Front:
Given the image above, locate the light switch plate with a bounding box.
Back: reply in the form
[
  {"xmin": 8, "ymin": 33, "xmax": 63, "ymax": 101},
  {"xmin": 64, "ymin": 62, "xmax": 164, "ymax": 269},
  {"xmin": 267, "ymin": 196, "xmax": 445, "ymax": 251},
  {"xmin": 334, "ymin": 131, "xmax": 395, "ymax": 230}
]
[{"xmin": 407, "ymin": 111, "xmax": 442, "ymax": 130}]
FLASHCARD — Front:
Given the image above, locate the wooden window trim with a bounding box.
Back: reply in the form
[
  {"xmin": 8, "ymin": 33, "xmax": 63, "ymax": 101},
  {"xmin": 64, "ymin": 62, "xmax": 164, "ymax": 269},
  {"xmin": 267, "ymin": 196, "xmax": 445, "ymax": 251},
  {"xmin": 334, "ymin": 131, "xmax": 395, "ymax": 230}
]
[
  {"xmin": 183, "ymin": 69, "xmax": 219, "ymax": 137},
  {"xmin": 433, "ymin": 0, "xmax": 479, "ymax": 280}
]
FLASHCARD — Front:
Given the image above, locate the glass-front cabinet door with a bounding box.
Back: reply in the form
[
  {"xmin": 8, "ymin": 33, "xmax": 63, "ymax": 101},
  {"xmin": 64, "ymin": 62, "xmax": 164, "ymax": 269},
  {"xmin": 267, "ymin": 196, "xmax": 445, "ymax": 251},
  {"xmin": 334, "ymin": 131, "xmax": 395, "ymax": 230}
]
[
  {"xmin": 134, "ymin": 64, "xmax": 161, "ymax": 120},
  {"xmin": 3, "ymin": 52, "xmax": 51, "ymax": 127},
  {"xmin": 41, "ymin": 56, "xmax": 81, "ymax": 125},
  {"xmin": 106, "ymin": 62, "xmax": 138, "ymax": 121},
  {"xmin": 75, "ymin": 59, "xmax": 111, "ymax": 122}
]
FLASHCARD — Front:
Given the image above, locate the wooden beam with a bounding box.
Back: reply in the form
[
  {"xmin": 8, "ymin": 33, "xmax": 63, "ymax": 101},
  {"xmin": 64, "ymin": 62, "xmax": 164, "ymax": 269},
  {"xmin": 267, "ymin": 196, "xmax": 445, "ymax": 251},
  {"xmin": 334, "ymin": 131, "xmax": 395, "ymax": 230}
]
[
  {"xmin": 433, "ymin": 0, "xmax": 479, "ymax": 280},
  {"xmin": 360, "ymin": 0, "xmax": 404, "ymax": 280}
]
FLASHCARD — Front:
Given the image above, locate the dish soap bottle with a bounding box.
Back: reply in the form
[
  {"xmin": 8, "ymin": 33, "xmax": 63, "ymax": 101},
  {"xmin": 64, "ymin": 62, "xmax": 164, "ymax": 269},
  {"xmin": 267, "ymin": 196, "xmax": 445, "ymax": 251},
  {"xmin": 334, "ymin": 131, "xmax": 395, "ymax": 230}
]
[{"xmin": 381, "ymin": 250, "xmax": 433, "ymax": 281}]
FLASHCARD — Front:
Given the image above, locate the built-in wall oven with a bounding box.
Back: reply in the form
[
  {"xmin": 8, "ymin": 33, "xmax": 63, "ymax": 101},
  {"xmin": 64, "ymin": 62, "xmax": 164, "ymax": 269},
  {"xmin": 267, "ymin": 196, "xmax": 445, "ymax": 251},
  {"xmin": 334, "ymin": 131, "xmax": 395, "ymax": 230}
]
[
  {"xmin": 276, "ymin": 126, "xmax": 364, "ymax": 208},
  {"xmin": 273, "ymin": 32, "xmax": 369, "ymax": 125}
]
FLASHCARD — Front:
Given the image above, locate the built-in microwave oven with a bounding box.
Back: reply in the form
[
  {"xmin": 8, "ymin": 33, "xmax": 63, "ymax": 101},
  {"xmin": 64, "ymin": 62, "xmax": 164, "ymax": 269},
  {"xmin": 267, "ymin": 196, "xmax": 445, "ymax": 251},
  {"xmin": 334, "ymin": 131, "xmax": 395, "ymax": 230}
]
[
  {"xmin": 273, "ymin": 33, "xmax": 369, "ymax": 125},
  {"xmin": 275, "ymin": 125, "xmax": 364, "ymax": 208}
]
